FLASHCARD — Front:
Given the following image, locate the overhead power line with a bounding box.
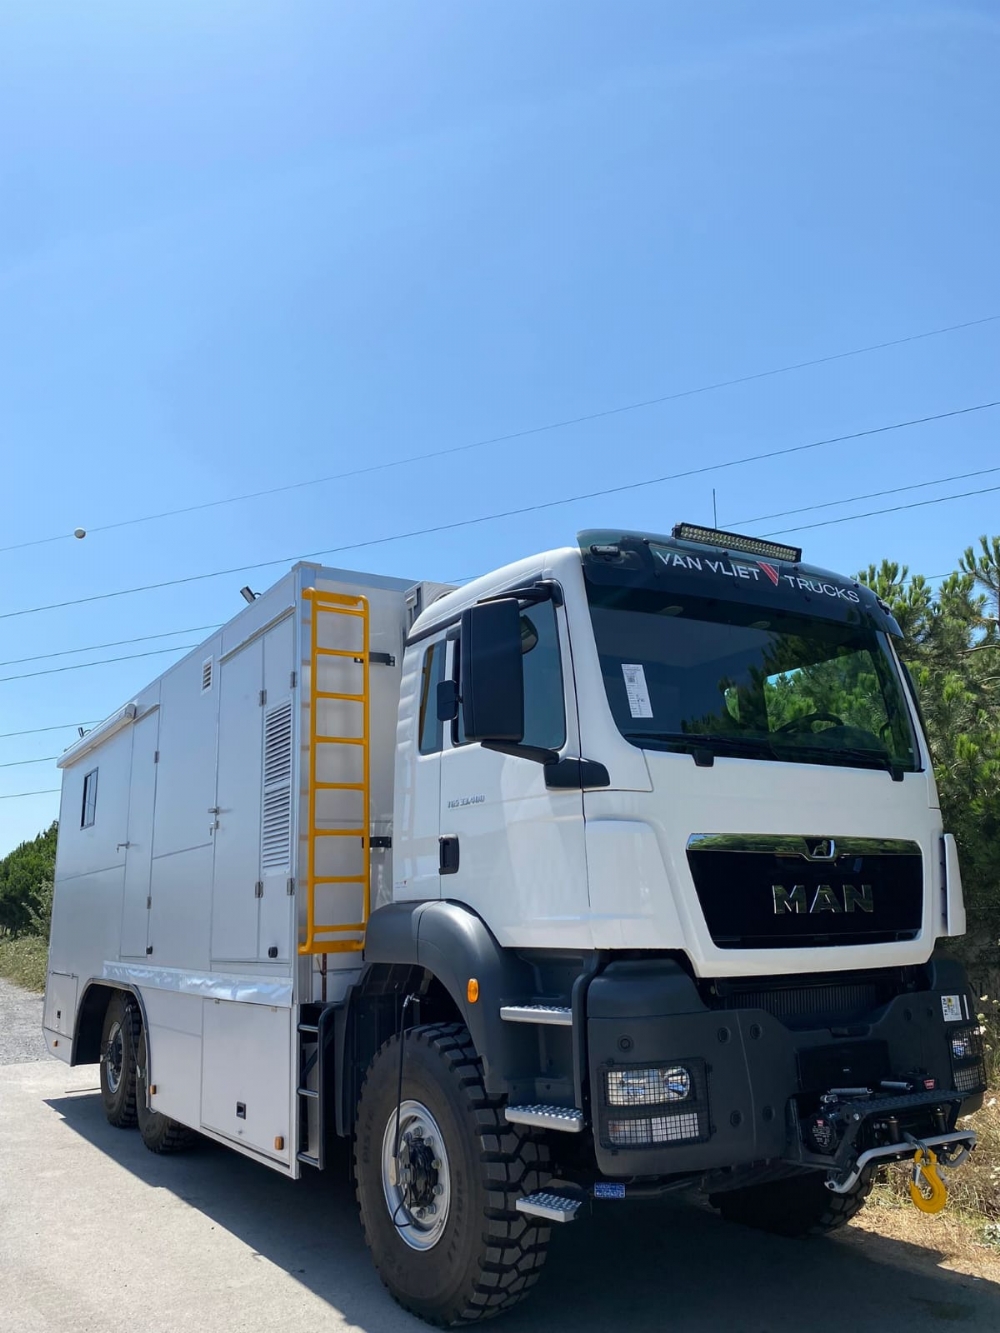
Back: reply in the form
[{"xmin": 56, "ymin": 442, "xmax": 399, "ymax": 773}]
[
  {"xmin": 730, "ymin": 463, "xmax": 1000, "ymax": 529},
  {"xmin": 764, "ymin": 481, "xmax": 1000, "ymax": 537},
  {"xmin": 0, "ymin": 788, "xmax": 60, "ymax": 801},
  {"xmin": 0, "ymin": 624, "xmax": 221, "ymax": 670},
  {"xmin": 0, "ymin": 755, "xmax": 59, "ymax": 768},
  {"xmin": 0, "ymin": 721, "xmax": 99, "ymax": 741},
  {"xmin": 1, "ymin": 398, "xmax": 995, "ymax": 624},
  {"xmin": 2, "ymin": 313, "xmax": 998, "ymax": 558},
  {"xmin": 0, "ymin": 644, "xmax": 200, "ymax": 685}
]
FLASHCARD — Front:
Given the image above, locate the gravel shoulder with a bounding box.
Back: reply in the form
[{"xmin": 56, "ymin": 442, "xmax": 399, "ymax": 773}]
[{"xmin": 0, "ymin": 974, "xmax": 51, "ymax": 1065}]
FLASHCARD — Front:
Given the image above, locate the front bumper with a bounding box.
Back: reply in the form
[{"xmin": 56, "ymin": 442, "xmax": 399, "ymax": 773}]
[{"xmin": 586, "ymin": 954, "xmax": 985, "ymax": 1179}]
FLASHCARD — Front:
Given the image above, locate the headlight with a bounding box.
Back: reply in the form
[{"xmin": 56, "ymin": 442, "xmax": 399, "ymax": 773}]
[{"xmin": 606, "ymin": 1065, "xmax": 692, "ymax": 1107}]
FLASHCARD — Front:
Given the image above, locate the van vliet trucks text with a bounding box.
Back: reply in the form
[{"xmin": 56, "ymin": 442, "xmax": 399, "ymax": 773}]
[{"xmin": 44, "ymin": 524, "xmax": 985, "ymax": 1324}]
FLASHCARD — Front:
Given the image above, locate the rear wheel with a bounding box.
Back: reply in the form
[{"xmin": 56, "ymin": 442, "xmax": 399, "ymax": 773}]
[
  {"xmin": 710, "ymin": 1166, "xmax": 874, "ymax": 1237},
  {"xmin": 135, "ymin": 1024, "xmax": 198, "ymax": 1154},
  {"xmin": 99, "ymin": 992, "xmax": 140, "ymax": 1128},
  {"xmin": 355, "ymin": 1022, "xmax": 552, "ymax": 1326}
]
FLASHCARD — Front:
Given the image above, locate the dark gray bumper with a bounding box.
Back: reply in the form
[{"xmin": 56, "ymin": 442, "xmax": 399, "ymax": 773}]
[{"xmin": 586, "ymin": 955, "xmax": 984, "ymax": 1178}]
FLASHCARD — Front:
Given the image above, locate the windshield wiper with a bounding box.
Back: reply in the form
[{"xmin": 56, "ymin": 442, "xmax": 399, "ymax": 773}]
[
  {"xmin": 624, "ymin": 732, "xmax": 780, "ymax": 765},
  {"xmin": 770, "ymin": 740, "xmax": 907, "ymax": 781}
]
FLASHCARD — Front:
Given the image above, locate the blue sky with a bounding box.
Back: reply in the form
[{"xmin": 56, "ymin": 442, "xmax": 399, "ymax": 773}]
[{"xmin": 1, "ymin": 1, "xmax": 998, "ymax": 851}]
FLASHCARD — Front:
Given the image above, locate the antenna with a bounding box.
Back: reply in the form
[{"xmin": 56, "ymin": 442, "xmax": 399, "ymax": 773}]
[{"xmin": 712, "ymin": 488, "xmax": 718, "ymax": 527}]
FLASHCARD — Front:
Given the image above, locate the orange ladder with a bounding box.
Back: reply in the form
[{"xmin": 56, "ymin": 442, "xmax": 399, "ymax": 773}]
[{"xmin": 299, "ymin": 588, "xmax": 371, "ymax": 955}]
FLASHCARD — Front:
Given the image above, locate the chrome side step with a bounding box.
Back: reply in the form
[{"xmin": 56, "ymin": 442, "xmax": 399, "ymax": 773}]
[
  {"xmin": 500, "ymin": 1004, "xmax": 572, "ymax": 1027},
  {"xmin": 516, "ymin": 1191, "xmax": 583, "ymax": 1223},
  {"xmin": 505, "ymin": 1104, "xmax": 584, "ymax": 1132}
]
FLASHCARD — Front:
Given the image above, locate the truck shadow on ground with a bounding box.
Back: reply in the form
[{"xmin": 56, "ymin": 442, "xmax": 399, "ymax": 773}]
[{"xmin": 47, "ymin": 1087, "xmax": 1000, "ymax": 1333}]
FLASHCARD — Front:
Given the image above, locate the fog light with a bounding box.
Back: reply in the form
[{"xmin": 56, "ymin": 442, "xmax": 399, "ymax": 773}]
[
  {"xmin": 607, "ymin": 1111, "xmax": 701, "ymax": 1146},
  {"xmin": 951, "ymin": 1033, "xmax": 975, "ymax": 1061},
  {"xmin": 606, "ymin": 1065, "xmax": 692, "ymax": 1107}
]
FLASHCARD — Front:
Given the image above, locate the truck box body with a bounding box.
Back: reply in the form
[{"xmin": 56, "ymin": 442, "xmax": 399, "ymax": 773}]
[{"xmin": 46, "ymin": 561, "xmax": 449, "ymax": 1170}]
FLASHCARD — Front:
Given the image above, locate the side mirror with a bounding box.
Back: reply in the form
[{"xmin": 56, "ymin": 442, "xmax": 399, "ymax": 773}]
[
  {"xmin": 460, "ymin": 599, "xmax": 525, "ymax": 742},
  {"xmin": 436, "ymin": 678, "xmax": 459, "ymax": 723}
]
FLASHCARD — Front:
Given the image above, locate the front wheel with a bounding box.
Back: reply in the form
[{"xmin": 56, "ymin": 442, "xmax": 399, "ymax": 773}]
[
  {"xmin": 710, "ymin": 1166, "xmax": 874, "ymax": 1237},
  {"xmin": 355, "ymin": 1022, "xmax": 552, "ymax": 1325}
]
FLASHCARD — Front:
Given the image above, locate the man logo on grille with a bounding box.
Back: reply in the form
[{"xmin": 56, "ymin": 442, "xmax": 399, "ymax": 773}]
[{"xmin": 772, "ymin": 883, "xmax": 874, "ymax": 914}]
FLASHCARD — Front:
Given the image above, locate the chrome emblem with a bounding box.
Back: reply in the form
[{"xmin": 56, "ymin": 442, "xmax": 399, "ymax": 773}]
[{"xmin": 806, "ymin": 838, "xmax": 836, "ymax": 861}]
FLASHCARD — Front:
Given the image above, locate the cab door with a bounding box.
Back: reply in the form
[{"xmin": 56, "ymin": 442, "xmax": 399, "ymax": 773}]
[
  {"xmin": 438, "ymin": 595, "xmax": 589, "ymax": 947},
  {"xmin": 393, "ymin": 637, "xmax": 447, "ymax": 902}
]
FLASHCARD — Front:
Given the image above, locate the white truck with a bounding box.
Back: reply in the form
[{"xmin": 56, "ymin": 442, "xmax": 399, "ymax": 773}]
[{"xmin": 45, "ymin": 523, "xmax": 984, "ymax": 1324}]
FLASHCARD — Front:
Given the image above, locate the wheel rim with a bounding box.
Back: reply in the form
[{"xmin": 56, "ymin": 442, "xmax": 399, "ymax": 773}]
[
  {"xmin": 105, "ymin": 1020, "xmax": 125, "ymax": 1095},
  {"xmin": 380, "ymin": 1099, "xmax": 452, "ymax": 1251}
]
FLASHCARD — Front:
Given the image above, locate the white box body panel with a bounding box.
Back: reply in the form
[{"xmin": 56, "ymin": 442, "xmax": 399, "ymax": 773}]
[{"xmin": 46, "ymin": 560, "xmax": 422, "ymax": 1174}]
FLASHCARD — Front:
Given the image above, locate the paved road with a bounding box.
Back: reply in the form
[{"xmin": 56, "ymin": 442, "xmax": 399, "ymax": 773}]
[
  {"xmin": 2, "ymin": 1057, "xmax": 998, "ymax": 1333},
  {"xmin": 0, "ymin": 974, "xmax": 48, "ymax": 1064}
]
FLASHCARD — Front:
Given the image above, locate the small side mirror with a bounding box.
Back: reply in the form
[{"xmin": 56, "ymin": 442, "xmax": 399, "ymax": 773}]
[
  {"xmin": 460, "ymin": 599, "xmax": 525, "ymax": 742},
  {"xmin": 436, "ymin": 678, "xmax": 459, "ymax": 723}
]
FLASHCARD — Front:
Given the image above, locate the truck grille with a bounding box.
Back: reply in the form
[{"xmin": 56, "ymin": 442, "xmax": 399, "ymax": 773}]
[{"xmin": 686, "ymin": 835, "xmax": 923, "ymax": 949}]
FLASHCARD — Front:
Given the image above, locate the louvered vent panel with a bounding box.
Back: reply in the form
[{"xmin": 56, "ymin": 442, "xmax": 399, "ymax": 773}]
[
  {"xmin": 201, "ymin": 658, "xmax": 213, "ymax": 692},
  {"xmin": 261, "ymin": 700, "xmax": 293, "ymax": 872}
]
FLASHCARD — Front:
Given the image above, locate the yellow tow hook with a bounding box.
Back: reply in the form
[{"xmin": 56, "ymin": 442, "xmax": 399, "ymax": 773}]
[{"xmin": 909, "ymin": 1145, "xmax": 948, "ymax": 1214}]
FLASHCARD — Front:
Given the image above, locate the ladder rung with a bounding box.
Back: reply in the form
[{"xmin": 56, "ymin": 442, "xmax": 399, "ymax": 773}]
[
  {"xmin": 313, "ymin": 647, "xmax": 365, "ymax": 658},
  {"xmin": 315, "ymin": 782, "xmax": 365, "ymax": 791},
  {"xmin": 300, "ymin": 939, "xmax": 364, "ymax": 954},
  {"xmin": 501, "ymin": 1005, "xmax": 573, "ymax": 1027},
  {"xmin": 313, "ymin": 921, "xmax": 365, "ymax": 933},
  {"xmin": 298, "ymin": 1023, "xmax": 319, "ymax": 1035},
  {"xmin": 314, "ymin": 690, "xmax": 365, "ymax": 701},
  {"xmin": 313, "ymin": 875, "xmax": 365, "ymax": 885},
  {"xmin": 517, "ymin": 1192, "xmax": 582, "ymax": 1223},
  {"xmin": 315, "ymin": 735, "xmax": 365, "ymax": 746},
  {"xmin": 314, "ymin": 828, "xmax": 366, "ymax": 838},
  {"xmin": 297, "ymin": 1087, "xmax": 320, "ymax": 1100}
]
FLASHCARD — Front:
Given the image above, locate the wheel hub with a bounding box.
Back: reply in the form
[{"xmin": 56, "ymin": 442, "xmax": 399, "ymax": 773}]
[
  {"xmin": 105, "ymin": 1021, "xmax": 124, "ymax": 1094},
  {"xmin": 381, "ymin": 1100, "xmax": 451, "ymax": 1251}
]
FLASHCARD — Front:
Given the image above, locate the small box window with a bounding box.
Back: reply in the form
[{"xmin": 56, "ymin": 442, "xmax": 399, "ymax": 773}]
[{"xmin": 81, "ymin": 768, "xmax": 99, "ymax": 828}]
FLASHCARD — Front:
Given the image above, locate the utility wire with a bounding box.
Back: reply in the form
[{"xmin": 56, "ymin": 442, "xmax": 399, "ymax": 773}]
[
  {"xmin": 1, "ymin": 398, "xmax": 995, "ymax": 624},
  {"xmin": 2, "ymin": 313, "xmax": 998, "ymax": 558},
  {"xmin": 764, "ymin": 482, "xmax": 1000, "ymax": 536},
  {"xmin": 0, "ymin": 624, "xmax": 221, "ymax": 670},
  {"xmin": 729, "ymin": 463, "xmax": 1000, "ymax": 529},
  {"xmin": 0, "ymin": 721, "xmax": 99, "ymax": 741},
  {"xmin": 0, "ymin": 644, "xmax": 200, "ymax": 685},
  {"xmin": 0, "ymin": 755, "xmax": 59, "ymax": 768},
  {"xmin": 0, "ymin": 788, "xmax": 60, "ymax": 801}
]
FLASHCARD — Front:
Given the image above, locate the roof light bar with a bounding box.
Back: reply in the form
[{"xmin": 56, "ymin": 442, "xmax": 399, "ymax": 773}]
[{"xmin": 671, "ymin": 523, "xmax": 802, "ymax": 564}]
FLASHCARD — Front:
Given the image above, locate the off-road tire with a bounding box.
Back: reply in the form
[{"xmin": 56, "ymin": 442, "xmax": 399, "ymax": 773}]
[
  {"xmin": 355, "ymin": 1022, "xmax": 552, "ymax": 1326},
  {"xmin": 710, "ymin": 1166, "xmax": 875, "ymax": 1237},
  {"xmin": 100, "ymin": 991, "xmax": 140, "ymax": 1128},
  {"xmin": 135, "ymin": 1024, "xmax": 198, "ymax": 1154}
]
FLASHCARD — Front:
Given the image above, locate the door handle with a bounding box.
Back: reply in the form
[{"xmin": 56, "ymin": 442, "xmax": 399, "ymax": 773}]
[{"xmin": 439, "ymin": 835, "xmax": 460, "ymax": 876}]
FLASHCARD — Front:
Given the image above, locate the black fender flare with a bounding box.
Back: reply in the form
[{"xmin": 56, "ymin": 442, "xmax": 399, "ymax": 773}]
[{"xmin": 362, "ymin": 900, "xmax": 536, "ymax": 1095}]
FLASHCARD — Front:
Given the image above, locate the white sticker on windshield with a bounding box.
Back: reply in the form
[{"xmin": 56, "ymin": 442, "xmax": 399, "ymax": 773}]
[
  {"xmin": 622, "ymin": 664, "xmax": 653, "ymax": 718},
  {"xmin": 941, "ymin": 995, "xmax": 963, "ymax": 1023}
]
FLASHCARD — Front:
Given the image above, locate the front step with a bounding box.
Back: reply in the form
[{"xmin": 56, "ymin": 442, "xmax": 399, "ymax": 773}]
[
  {"xmin": 504, "ymin": 1104, "xmax": 584, "ymax": 1132},
  {"xmin": 517, "ymin": 1191, "xmax": 583, "ymax": 1223},
  {"xmin": 500, "ymin": 1004, "xmax": 572, "ymax": 1027}
]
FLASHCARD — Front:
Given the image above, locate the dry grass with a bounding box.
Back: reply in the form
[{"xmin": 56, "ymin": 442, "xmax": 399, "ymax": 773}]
[{"xmin": 0, "ymin": 934, "xmax": 48, "ymax": 992}]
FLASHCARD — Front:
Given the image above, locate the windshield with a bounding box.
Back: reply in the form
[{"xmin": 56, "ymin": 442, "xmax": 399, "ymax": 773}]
[{"xmin": 585, "ymin": 582, "xmax": 920, "ymax": 773}]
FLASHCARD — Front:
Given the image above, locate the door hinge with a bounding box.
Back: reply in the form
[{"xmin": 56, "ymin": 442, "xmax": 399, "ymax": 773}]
[
  {"xmin": 371, "ymin": 835, "xmax": 392, "ymax": 849},
  {"xmin": 259, "ymin": 689, "xmax": 267, "ymax": 707},
  {"xmin": 146, "ymin": 945, "xmax": 153, "ymax": 956},
  {"xmin": 146, "ymin": 896, "xmax": 152, "ymax": 910},
  {"xmin": 370, "ymin": 651, "xmax": 396, "ymax": 667},
  {"xmin": 255, "ymin": 881, "xmax": 264, "ymax": 898},
  {"xmin": 154, "ymin": 750, "xmax": 159, "ymax": 763},
  {"xmin": 290, "ymin": 670, "xmax": 298, "ymax": 689},
  {"xmin": 286, "ymin": 877, "xmax": 296, "ymax": 896}
]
